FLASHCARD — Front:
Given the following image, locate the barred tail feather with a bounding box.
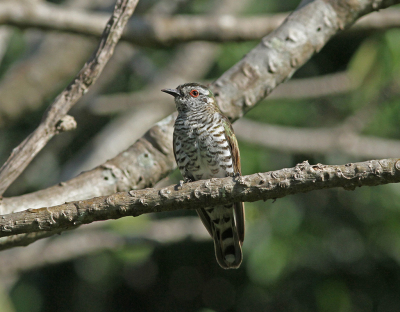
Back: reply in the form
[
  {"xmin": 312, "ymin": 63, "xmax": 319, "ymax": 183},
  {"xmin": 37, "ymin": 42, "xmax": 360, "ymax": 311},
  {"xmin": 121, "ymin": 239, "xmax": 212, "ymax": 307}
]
[
  {"xmin": 212, "ymin": 218, "xmax": 243, "ymax": 269},
  {"xmin": 196, "ymin": 204, "xmax": 244, "ymax": 269},
  {"xmin": 210, "ymin": 205, "xmax": 243, "ymax": 269}
]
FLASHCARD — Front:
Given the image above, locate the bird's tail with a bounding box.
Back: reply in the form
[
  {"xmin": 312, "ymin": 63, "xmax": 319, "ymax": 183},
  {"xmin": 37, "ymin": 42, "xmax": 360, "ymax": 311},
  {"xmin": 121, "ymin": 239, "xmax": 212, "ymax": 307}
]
[{"xmin": 211, "ymin": 204, "xmax": 243, "ymax": 269}]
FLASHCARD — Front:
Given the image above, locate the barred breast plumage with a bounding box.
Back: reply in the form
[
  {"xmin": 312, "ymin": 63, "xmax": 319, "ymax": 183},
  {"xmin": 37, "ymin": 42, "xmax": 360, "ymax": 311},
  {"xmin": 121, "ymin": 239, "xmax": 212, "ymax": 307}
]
[{"xmin": 162, "ymin": 83, "xmax": 245, "ymax": 269}]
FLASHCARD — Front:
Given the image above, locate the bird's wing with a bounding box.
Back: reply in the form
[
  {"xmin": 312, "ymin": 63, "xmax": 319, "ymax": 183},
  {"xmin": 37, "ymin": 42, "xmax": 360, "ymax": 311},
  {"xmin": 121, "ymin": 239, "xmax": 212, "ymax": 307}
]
[{"xmin": 222, "ymin": 116, "xmax": 245, "ymax": 243}]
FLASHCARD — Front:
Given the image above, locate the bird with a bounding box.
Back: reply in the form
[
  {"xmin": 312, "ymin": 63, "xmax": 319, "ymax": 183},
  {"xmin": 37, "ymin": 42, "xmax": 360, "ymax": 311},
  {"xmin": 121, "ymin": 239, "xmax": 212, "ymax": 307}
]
[{"xmin": 161, "ymin": 82, "xmax": 245, "ymax": 269}]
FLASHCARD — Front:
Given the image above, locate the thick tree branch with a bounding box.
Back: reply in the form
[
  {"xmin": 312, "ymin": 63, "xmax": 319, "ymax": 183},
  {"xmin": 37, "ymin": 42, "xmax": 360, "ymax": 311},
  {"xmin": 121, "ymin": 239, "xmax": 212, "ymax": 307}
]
[
  {"xmin": 0, "ymin": 158, "xmax": 399, "ymax": 238},
  {"xmin": 0, "ymin": 115, "xmax": 176, "ymax": 214},
  {"xmin": 211, "ymin": 0, "xmax": 400, "ymax": 121},
  {"xmin": 1, "ymin": 1, "xmax": 399, "ymax": 46},
  {"xmin": 0, "ymin": 0, "xmax": 139, "ymax": 196}
]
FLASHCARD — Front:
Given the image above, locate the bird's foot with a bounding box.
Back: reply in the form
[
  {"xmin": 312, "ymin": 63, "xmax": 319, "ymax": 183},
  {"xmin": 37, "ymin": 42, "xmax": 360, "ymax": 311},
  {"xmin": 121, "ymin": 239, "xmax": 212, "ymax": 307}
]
[
  {"xmin": 177, "ymin": 178, "xmax": 192, "ymax": 189},
  {"xmin": 227, "ymin": 172, "xmax": 240, "ymax": 178},
  {"xmin": 183, "ymin": 177, "xmax": 193, "ymax": 183}
]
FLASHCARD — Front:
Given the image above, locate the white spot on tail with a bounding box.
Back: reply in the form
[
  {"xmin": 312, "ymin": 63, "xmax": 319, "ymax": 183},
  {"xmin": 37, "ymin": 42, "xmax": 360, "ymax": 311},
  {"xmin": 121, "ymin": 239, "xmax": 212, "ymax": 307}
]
[{"xmin": 225, "ymin": 254, "xmax": 236, "ymax": 263}]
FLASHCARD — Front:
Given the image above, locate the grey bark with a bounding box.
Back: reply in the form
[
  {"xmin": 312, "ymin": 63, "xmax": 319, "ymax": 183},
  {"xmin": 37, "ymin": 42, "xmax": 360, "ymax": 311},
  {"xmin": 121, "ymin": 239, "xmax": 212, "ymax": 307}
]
[{"xmin": 0, "ymin": 158, "xmax": 399, "ymax": 240}]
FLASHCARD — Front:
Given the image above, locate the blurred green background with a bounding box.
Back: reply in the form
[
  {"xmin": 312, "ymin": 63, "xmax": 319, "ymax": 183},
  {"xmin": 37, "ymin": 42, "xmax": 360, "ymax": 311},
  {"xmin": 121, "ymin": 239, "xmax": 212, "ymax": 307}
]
[{"xmin": 1, "ymin": 0, "xmax": 400, "ymax": 311}]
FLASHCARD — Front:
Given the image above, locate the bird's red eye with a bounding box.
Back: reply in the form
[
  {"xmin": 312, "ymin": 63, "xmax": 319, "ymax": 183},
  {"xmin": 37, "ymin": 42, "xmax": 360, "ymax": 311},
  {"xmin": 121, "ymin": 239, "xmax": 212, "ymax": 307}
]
[{"xmin": 190, "ymin": 90, "xmax": 199, "ymax": 97}]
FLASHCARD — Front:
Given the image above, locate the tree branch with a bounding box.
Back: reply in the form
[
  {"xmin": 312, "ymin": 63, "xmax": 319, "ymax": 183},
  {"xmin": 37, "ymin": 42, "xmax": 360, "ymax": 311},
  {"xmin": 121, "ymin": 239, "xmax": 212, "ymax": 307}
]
[
  {"xmin": 0, "ymin": 114, "xmax": 177, "ymax": 214},
  {"xmin": 0, "ymin": 3, "xmax": 97, "ymax": 127},
  {"xmin": 0, "ymin": 158, "xmax": 399, "ymax": 238},
  {"xmin": 1, "ymin": 1, "xmax": 399, "ymax": 46},
  {"xmin": 234, "ymin": 119, "xmax": 400, "ymax": 159},
  {"xmin": 211, "ymin": 0, "xmax": 400, "ymax": 121},
  {"xmin": 0, "ymin": 0, "xmax": 139, "ymax": 196}
]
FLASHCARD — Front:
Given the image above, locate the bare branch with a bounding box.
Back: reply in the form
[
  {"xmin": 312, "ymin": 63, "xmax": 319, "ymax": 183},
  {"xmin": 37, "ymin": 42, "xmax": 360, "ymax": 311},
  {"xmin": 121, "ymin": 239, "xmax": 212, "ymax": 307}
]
[
  {"xmin": 1, "ymin": 1, "xmax": 400, "ymax": 46},
  {"xmin": 0, "ymin": 226, "xmax": 80, "ymax": 251},
  {"xmin": 0, "ymin": 0, "xmax": 115, "ymax": 127},
  {"xmin": 211, "ymin": 0, "xmax": 400, "ymax": 121},
  {"xmin": 0, "ymin": 158, "xmax": 399, "ymax": 239},
  {"xmin": 235, "ymin": 119, "xmax": 400, "ymax": 159},
  {"xmin": 0, "ymin": 34, "xmax": 95, "ymax": 127},
  {"xmin": 0, "ymin": 0, "xmax": 139, "ymax": 196},
  {"xmin": 0, "ymin": 114, "xmax": 176, "ymax": 214}
]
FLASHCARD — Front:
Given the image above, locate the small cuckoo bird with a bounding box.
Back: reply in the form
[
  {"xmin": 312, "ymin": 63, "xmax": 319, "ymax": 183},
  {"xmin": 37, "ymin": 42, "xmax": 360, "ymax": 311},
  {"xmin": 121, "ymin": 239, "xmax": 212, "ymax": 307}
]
[{"xmin": 162, "ymin": 83, "xmax": 245, "ymax": 269}]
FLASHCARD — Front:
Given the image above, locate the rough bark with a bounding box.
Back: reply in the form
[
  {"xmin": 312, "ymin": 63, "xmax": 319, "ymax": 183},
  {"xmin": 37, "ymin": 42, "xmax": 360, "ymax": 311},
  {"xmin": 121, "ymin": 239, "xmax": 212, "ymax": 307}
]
[
  {"xmin": 0, "ymin": 115, "xmax": 176, "ymax": 214},
  {"xmin": 211, "ymin": 0, "xmax": 400, "ymax": 121},
  {"xmin": 0, "ymin": 158, "xmax": 399, "ymax": 239}
]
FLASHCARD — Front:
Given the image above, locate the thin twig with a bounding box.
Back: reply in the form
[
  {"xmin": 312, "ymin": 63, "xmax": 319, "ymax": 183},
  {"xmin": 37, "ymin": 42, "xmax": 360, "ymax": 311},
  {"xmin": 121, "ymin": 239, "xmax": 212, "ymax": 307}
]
[{"xmin": 0, "ymin": 0, "xmax": 139, "ymax": 196}]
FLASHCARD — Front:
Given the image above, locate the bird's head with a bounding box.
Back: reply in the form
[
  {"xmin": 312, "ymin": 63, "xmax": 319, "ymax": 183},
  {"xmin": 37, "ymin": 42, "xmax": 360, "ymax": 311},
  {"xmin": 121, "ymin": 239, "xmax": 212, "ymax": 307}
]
[{"xmin": 162, "ymin": 83, "xmax": 216, "ymax": 113}]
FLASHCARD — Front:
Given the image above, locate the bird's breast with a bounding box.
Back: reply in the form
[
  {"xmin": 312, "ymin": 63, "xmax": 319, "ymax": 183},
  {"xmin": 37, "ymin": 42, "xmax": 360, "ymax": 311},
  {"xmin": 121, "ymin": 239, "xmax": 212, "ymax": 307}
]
[{"xmin": 174, "ymin": 114, "xmax": 234, "ymax": 180}]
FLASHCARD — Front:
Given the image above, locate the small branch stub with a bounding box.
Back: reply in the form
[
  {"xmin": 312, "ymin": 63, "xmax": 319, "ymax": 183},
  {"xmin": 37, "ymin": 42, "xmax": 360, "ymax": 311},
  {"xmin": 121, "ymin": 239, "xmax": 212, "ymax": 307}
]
[{"xmin": 56, "ymin": 115, "xmax": 77, "ymax": 133}]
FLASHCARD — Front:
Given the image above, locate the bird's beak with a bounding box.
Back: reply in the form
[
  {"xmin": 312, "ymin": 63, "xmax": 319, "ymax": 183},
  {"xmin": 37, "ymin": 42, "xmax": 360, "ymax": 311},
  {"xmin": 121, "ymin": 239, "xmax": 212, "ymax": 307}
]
[{"xmin": 161, "ymin": 88, "xmax": 181, "ymax": 97}]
